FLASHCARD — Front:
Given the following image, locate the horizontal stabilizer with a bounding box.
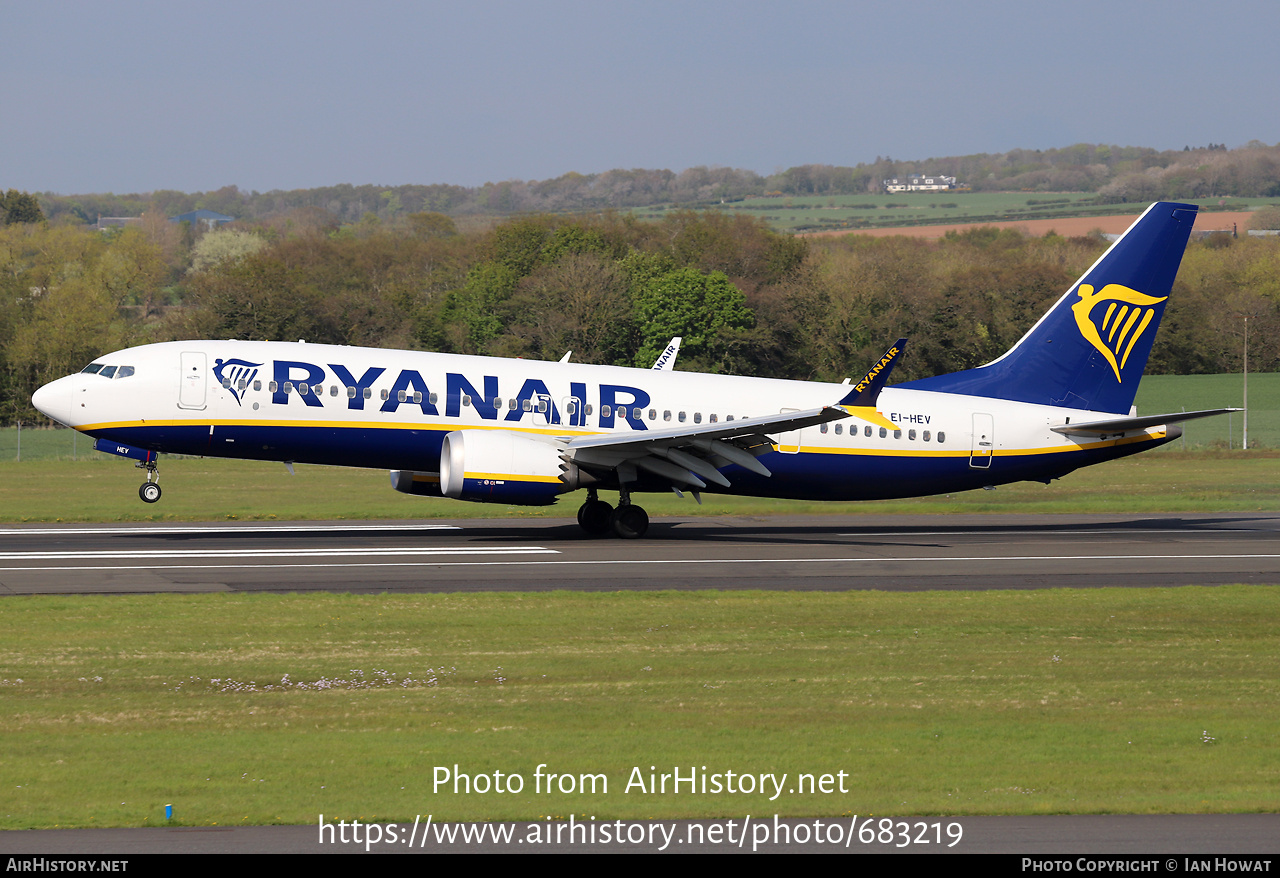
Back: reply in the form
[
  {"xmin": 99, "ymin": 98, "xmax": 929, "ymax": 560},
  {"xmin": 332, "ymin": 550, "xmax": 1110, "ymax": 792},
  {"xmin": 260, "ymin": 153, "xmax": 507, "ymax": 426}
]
[{"xmin": 1050, "ymin": 408, "xmax": 1240, "ymax": 436}]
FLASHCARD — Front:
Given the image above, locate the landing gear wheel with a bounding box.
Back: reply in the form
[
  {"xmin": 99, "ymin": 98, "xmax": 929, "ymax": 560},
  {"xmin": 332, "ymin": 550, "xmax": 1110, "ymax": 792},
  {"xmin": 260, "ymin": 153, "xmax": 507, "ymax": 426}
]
[
  {"xmin": 577, "ymin": 499, "xmax": 614, "ymax": 536},
  {"xmin": 139, "ymin": 482, "xmax": 162, "ymax": 503},
  {"xmin": 610, "ymin": 504, "xmax": 649, "ymax": 539}
]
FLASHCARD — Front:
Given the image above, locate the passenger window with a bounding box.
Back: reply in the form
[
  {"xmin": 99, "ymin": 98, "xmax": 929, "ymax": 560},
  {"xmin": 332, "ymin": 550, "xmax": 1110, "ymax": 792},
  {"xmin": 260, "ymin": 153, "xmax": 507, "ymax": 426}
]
[
  {"xmin": 726, "ymin": 415, "xmax": 734, "ymax": 421},
  {"xmin": 269, "ymin": 381, "xmax": 279, "ymax": 392},
  {"xmin": 347, "ymin": 386, "xmax": 356, "ymax": 398},
  {"xmin": 864, "ymin": 426, "xmax": 871, "ymax": 437},
  {"xmin": 413, "ymin": 391, "xmax": 422, "ymax": 404},
  {"xmin": 237, "ymin": 379, "xmax": 246, "ymax": 391},
  {"xmin": 430, "ymin": 393, "xmax": 438, "ymax": 405},
  {"xmin": 380, "ymin": 389, "xmax": 389, "ymax": 400},
  {"xmin": 710, "ymin": 413, "xmax": 718, "ymax": 423},
  {"xmin": 462, "ymin": 394, "xmax": 471, "ymax": 407},
  {"xmin": 894, "ymin": 430, "xmax": 902, "ymax": 439},
  {"xmin": 879, "ymin": 427, "xmax": 887, "ymax": 438},
  {"xmin": 221, "ymin": 376, "xmax": 231, "ymax": 388},
  {"xmin": 678, "ymin": 412, "xmax": 687, "ymax": 423},
  {"xmin": 835, "ymin": 423, "xmax": 843, "ymax": 435},
  {"xmin": 540, "ymin": 400, "xmax": 549, "ymax": 413},
  {"xmin": 648, "ymin": 408, "xmax": 657, "ymax": 420},
  {"xmin": 509, "ymin": 399, "xmax": 518, "ymax": 410},
  {"xmin": 585, "ymin": 404, "xmax": 594, "ymax": 416},
  {"xmin": 330, "ymin": 385, "xmax": 338, "ymax": 397},
  {"xmin": 601, "ymin": 404, "xmax": 611, "ymax": 418},
  {"xmin": 923, "ymin": 430, "xmax": 931, "ymax": 442},
  {"xmin": 523, "ymin": 399, "xmax": 533, "ymax": 412},
  {"xmin": 909, "ymin": 429, "xmax": 916, "ymax": 440},
  {"xmin": 938, "ymin": 431, "xmax": 946, "ymax": 443},
  {"xmin": 566, "ymin": 400, "xmax": 577, "ymax": 416},
  {"xmin": 363, "ymin": 388, "xmax": 371, "ymax": 399},
  {"xmin": 664, "ymin": 410, "xmax": 672, "ymax": 421},
  {"xmin": 254, "ymin": 380, "xmax": 262, "ymax": 391},
  {"xmin": 632, "ymin": 407, "xmax": 641, "ymax": 420},
  {"xmin": 820, "ymin": 423, "xmax": 828, "ymax": 434},
  {"xmin": 283, "ymin": 382, "xmax": 294, "ymax": 393}
]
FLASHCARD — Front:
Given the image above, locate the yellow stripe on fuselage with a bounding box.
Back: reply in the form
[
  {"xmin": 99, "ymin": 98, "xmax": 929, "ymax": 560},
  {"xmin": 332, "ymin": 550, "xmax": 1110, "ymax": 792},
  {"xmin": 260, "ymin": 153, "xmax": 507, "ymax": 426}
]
[
  {"xmin": 76, "ymin": 417, "xmax": 603, "ymax": 439},
  {"xmin": 464, "ymin": 471, "xmax": 563, "ymax": 484}
]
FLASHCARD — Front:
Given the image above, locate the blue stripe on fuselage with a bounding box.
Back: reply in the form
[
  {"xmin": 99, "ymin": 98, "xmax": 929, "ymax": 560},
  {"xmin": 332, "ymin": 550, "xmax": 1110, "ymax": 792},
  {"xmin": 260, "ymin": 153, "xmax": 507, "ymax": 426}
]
[{"xmin": 84, "ymin": 421, "xmax": 1174, "ymax": 501}]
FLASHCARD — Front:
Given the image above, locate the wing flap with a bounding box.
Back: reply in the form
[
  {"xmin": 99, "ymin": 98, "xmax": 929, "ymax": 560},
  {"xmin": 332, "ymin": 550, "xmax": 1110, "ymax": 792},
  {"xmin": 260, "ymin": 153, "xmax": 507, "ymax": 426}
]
[{"xmin": 564, "ymin": 337, "xmax": 908, "ymax": 493}]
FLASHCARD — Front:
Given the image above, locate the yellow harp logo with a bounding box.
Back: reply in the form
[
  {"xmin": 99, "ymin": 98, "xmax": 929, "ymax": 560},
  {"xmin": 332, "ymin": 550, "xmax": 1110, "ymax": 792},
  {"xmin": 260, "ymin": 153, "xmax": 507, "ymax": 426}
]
[{"xmin": 1071, "ymin": 283, "xmax": 1167, "ymax": 382}]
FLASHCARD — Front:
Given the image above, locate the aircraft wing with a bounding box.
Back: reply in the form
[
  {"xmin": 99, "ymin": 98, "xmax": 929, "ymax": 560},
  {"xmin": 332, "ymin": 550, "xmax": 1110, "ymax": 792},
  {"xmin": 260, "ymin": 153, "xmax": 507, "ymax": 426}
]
[
  {"xmin": 1050, "ymin": 408, "xmax": 1241, "ymax": 436},
  {"xmin": 562, "ymin": 339, "xmax": 907, "ymax": 491},
  {"xmin": 564, "ymin": 406, "xmax": 846, "ymax": 487}
]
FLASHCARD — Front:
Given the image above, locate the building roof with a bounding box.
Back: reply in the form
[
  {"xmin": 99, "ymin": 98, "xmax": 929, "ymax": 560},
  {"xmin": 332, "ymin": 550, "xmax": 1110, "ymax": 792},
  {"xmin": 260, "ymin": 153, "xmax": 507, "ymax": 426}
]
[{"xmin": 170, "ymin": 209, "xmax": 235, "ymax": 224}]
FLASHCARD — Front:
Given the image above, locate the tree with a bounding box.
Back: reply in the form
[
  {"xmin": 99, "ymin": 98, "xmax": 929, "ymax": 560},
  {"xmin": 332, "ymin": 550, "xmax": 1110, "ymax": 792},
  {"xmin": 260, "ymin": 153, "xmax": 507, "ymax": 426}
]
[
  {"xmin": 189, "ymin": 229, "xmax": 269, "ymax": 273},
  {"xmin": 632, "ymin": 267, "xmax": 756, "ymax": 372},
  {"xmin": 1, "ymin": 190, "xmax": 45, "ymax": 225}
]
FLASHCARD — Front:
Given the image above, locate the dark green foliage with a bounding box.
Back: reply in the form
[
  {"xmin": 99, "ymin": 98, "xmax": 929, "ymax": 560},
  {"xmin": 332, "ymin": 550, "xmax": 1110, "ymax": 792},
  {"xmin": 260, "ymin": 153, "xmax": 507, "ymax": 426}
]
[
  {"xmin": 632, "ymin": 267, "xmax": 756, "ymax": 371},
  {"xmin": 6, "ymin": 205, "xmax": 1280, "ymax": 425},
  {"xmin": 1, "ymin": 190, "xmax": 45, "ymax": 225}
]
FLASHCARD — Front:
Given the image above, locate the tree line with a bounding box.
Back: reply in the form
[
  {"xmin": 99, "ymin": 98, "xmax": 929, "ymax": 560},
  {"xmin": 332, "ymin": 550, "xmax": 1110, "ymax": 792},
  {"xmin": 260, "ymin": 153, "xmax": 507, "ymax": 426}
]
[
  {"xmin": 1, "ymin": 207, "xmax": 1276, "ymax": 424},
  {"xmin": 21, "ymin": 142, "xmax": 1280, "ymax": 228}
]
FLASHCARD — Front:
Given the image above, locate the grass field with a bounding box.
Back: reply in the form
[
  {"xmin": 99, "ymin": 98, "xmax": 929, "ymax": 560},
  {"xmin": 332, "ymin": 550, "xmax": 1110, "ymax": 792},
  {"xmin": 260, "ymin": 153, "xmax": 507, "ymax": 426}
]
[
  {"xmin": 634, "ymin": 194, "xmax": 1275, "ymax": 233},
  {"xmin": 2, "ymin": 376, "xmax": 1276, "ymax": 831},
  {"xmin": 2, "ymin": 587, "xmax": 1277, "ymax": 829}
]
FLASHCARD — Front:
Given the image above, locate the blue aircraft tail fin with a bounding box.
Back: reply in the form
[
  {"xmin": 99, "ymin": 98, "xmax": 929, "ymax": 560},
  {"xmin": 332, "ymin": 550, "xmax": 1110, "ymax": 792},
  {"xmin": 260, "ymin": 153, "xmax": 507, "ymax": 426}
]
[{"xmin": 898, "ymin": 201, "xmax": 1198, "ymax": 414}]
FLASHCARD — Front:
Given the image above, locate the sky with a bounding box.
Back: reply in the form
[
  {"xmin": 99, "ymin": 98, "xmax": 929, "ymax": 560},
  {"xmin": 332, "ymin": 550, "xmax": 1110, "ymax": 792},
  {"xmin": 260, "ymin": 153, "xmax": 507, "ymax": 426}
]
[{"xmin": 3, "ymin": 0, "xmax": 1278, "ymax": 195}]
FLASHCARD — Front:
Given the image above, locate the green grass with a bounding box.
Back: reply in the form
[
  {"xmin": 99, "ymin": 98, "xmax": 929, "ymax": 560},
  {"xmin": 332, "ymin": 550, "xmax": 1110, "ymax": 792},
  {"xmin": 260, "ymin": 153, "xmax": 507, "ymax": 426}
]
[
  {"xmin": 1136, "ymin": 372, "xmax": 1278, "ymax": 450},
  {"xmin": 3, "ymin": 378, "xmax": 1276, "ymax": 830},
  {"xmin": 1, "ymin": 587, "xmax": 1276, "ymax": 828},
  {"xmin": 632, "ymin": 194, "xmax": 1275, "ymax": 233},
  {"xmin": 0, "ymin": 450, "xmax": 1277, "ymax": 523}
]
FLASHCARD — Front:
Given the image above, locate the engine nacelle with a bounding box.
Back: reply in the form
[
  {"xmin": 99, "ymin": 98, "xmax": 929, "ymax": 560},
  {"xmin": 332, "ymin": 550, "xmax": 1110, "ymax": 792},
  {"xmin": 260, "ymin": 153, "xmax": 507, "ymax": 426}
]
[
  {"xmin": 439, "ymin": 430, "xmax": 571, "ymax": 506},
  {"xmin": 389, "ymin": 470, "xmax": 444, "ymax": 496}
]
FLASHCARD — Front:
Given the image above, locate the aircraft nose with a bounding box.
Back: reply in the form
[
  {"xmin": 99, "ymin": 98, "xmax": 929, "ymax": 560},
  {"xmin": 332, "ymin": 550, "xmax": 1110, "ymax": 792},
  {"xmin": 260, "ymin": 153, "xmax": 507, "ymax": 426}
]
[{"xmin": 32, "ymin": 376, "xmax": 73, "ymax": 426}]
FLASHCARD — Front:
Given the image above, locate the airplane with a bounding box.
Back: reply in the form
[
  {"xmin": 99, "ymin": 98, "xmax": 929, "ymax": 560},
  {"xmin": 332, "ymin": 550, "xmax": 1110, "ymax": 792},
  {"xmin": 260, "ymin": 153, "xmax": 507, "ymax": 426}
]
[{"xmin": 31, "ymin": 201, "xmax": 1236, "ymax": 539}]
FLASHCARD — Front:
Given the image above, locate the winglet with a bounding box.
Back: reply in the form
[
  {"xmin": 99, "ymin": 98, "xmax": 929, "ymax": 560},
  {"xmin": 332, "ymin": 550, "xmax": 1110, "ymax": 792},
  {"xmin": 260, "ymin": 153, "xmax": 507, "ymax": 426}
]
[
  {"xmin": 837, "ymin": 338, "xmax": 906, "ymax": 431},
  {"xmin": 652, "ymin": 337, "xmax": 682, "ymax": 371}
]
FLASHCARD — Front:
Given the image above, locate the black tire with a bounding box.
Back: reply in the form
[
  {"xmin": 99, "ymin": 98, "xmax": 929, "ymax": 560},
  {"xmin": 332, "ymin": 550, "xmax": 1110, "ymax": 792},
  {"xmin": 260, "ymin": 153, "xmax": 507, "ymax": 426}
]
[
  {"xmin": 577, "ymin": 500, "xmax": 614, "ymax": 536},
  {"xmin": 610, "ymin": 504, "xmax": 649, "ymax": 539},
  {"xmin": 139, "ymin": 483, "xmax": 161, "ymax": 503}
]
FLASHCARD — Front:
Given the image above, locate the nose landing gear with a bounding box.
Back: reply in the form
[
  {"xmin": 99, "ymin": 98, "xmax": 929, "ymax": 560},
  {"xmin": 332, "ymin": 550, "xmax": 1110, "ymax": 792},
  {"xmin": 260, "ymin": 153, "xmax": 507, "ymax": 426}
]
[{"xmin": 138, "ymin": 460, "xmax": 161, "ymax": 503}]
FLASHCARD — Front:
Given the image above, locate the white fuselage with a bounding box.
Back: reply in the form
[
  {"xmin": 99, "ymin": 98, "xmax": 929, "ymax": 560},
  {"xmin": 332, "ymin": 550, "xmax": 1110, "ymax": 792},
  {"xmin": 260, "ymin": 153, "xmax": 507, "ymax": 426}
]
[{"xmin": 33, "ymin": 339, "xmax": 1174, "ymax": 503}]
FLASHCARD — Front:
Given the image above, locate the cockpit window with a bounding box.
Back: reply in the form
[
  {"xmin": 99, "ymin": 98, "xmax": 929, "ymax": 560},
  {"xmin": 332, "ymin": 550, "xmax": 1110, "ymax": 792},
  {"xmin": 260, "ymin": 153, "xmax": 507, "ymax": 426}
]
[
  {"xmin": 81, "ymin": 363, "xmax": 104, "ymax": 374},
  {"xmin": 99, "ymin": 365, "xmax": 118, "ymax": 379},
  {"xmin": 116, "ymin": 366, "xmax": 135, "ymax": 379}
]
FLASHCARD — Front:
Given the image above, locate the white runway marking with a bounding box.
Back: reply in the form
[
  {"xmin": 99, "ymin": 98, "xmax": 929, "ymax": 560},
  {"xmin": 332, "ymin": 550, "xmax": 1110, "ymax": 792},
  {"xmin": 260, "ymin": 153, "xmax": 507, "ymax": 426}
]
[
  {"xmin": 838, "ymin": 529, "xmax": 1261, "ymax": 537},
  {"xmin": 0, "ymin": 546, "xmax": 555, "ymax": 561},
  {"xmin": 0, "ymin": 524, "xmax": 461, "ymax": 537},
  {"xmin": 2, "ymin": 552, "xmax": 1275, "ymax": 573}
]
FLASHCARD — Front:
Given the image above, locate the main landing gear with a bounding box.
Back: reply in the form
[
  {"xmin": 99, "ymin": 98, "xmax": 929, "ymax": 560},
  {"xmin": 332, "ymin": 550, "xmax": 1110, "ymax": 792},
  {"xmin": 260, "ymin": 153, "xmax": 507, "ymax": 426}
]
[
  {"xmin": 576, "ymin": 488, "xmax": 649, "ymax": 539},
  {"xmin": 138, "ymin": 459, "xmax": 161, "ymax": 503}
]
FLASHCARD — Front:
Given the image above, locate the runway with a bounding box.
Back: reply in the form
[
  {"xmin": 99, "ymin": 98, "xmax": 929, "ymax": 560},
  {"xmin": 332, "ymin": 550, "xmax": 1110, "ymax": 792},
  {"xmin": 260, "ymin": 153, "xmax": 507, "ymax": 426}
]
[
  {"xmin": 4, "ymin": 513, "xmax": 1278, "ymax": 855},
  {"xmin": 2, "ymin": 512, "xmax": 1278, "ymax": 595}
]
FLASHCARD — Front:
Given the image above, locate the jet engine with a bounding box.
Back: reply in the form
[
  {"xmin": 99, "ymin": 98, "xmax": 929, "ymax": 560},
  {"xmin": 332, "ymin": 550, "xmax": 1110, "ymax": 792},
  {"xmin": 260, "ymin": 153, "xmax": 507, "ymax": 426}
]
[{"xmin": 438, "ymin": 430, "xmax": 571, "ymax": 506}]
